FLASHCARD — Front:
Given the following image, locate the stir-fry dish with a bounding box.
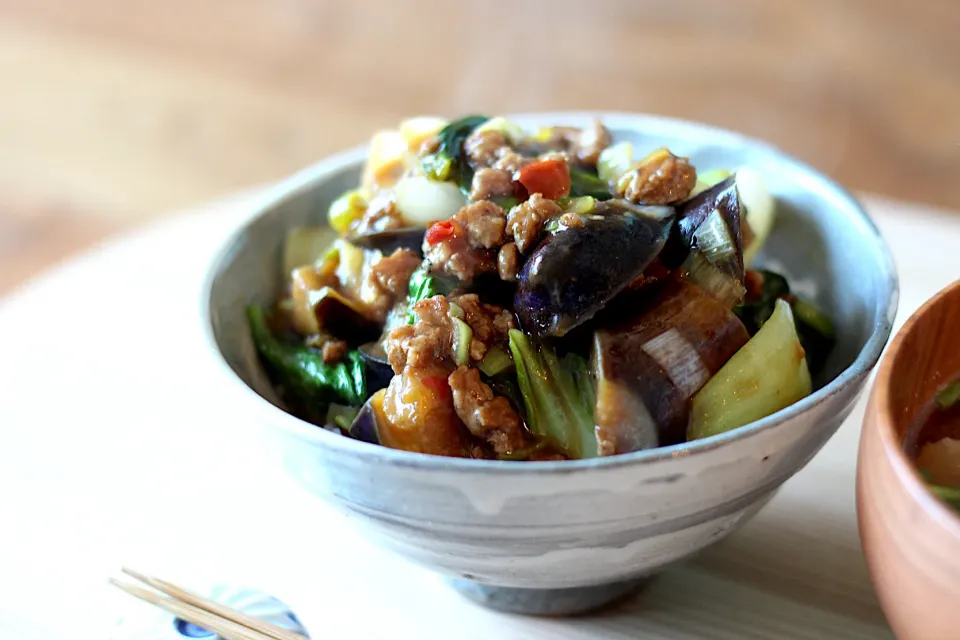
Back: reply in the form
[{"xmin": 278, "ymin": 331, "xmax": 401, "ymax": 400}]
[
  {"xmin": 912, "ymin": 379, "xmax": 960, "ymax": 512},
  {"xmin": 248, "ymin": 115, "xmax": 835, "ymax": 460}
]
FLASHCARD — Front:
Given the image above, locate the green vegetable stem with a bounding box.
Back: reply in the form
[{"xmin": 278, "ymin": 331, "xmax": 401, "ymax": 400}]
[
  {"xmin": 568, "ymin": 168, "xmax": 614, "ymax": 200},
  {"xmin": 734, "ymin": 269, "xmax": 835, "ymax": 375},
  {"xmin": 508, "ymin": 329, "xmax": 598, "ymax": 459}
]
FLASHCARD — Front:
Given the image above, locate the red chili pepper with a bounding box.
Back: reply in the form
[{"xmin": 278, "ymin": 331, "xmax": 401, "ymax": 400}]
[
  {"xmin": 515, "ymin": 159, "xmax": 571, "ymax": 200},
  {"xmin": 422, "ymin": 375, "xmax": 451, "ymax": 397},
  {"xmin": 425, "ymin": 220, "xmax": 456, "ymax": 245}
]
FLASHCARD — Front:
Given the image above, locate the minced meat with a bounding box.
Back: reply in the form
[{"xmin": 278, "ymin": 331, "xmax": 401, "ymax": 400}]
[
  {"xmin": 385, "ymin": 297, "xmax": 452, "ymax": 373},
  {"xmin": 616, "ymin": 149, "xmax": 697, "ymax": 205},
  {"xmin": 493, "ymin": 149, "xmax": 532, "ymax": 174},
  {"xmin": 371, "ymin": 249, "xmax": 420, "ymax": 299},
  {"xmin": 364, "ymin": 248, "xmax": 421, "ymax": 321},
  {"xmin": 497, "ymin": 242, "xmax": 520, "ymax": 282},
  {"xmin": 385, "ymin": 294, "xmax": 514, "ymax": 373},
  {"xmin": 506, "ymin": 194, "xmax": 562, "ymax": 252},
  {"xmin": 423, "ymin": 200, "xmax": 507, "ymax": 283},
  {"xmin": 574, "ymin": 119, "xmax": 612, "ymax": 166},
  {"xmin": 465, "ymin": 129, "xmax": 510, "ymax": 168},
  {"xmin": 355, "ymin": 195, "xmax": 404, "ymax": 234},
  {"xmin": 520, "ymin": 120, "xmax": 611, "ymax": 167},
  {"xmin": 558, "ymin": 212, "xmax": 586, "ymax": 229},
  {"xmin": 321, "ymin": 339, "xmax": 348, "ymax": 363},
  {"xmin": 461, "ymin": 200, "xmax": 508, "ymax": 247},
  {"xmin": 449, "ymin": 365, "xmax": 529, "ymax": 457},
  {"xmin": 451, "ymin": 293, "xmax": 515, "ymax": 362},
  {"xmin": 470, "ymin": 167, "xmax": 514, "ymax": 201}
]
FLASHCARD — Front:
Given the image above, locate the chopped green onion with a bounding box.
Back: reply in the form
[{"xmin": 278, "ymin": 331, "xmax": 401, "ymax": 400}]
[
  {"xmin": 477, "ymin": 346, "xmax": 514, "ymax": 377},
  {"xmin": 448, "ymin": 303, "xmax": 472, "ymax": 366},
  {"xmin": 423, "ymin": 154, "xmax": 453, "ymax": 181},
  {"xmin": 557, "ymin": 195, "xmax": 596, "ymax": 214}
]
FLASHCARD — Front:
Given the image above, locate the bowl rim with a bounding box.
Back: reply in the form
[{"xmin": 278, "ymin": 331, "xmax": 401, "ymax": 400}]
[
  {"xmin": 202, "ymin": 110, "xmax": 899, "ymax": 474},
  {"xmin": 868, "ymin": 278, "xmax": 960, "ymax": 535}
]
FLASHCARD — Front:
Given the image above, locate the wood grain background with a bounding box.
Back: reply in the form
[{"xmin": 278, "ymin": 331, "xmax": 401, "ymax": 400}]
[{"xmin": 1, "ymin": 0, "xmax": 958, "ymax": 292}]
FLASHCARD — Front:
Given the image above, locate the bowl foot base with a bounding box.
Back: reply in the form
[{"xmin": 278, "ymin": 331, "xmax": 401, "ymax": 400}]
[{"xmin": 447, "ymin": 576, "xmax": 650, "ymax": 616}]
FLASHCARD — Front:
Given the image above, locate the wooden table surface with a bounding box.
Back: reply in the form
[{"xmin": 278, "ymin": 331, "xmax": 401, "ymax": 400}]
[{"xmin": 2, "ymin": 0, "xmax": 958, "ymax": 293}]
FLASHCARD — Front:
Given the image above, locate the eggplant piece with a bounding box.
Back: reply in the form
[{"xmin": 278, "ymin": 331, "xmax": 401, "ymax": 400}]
[
  {"xmin": 591, "ymin": 279, "xmax": 749, "ymax": 453},
  {"xmin": 348, "ymin": 391, "xmax": 384, "ymax": 444},
  {"xmin": 349, "ymin": 228, "xmax": 426, "ymax": 256},
  {"xmin": 357, "ymin": 342, "xmax": 395, "ymax": 393},
  {"xmin": 308, "ymin": 287, "xmax": 381, "ymax": 345},
  {"xmin": 348, "ymin": 370, "xmax": 474, "ymax": 456},
  {"xmin": 515, "ymin": 202, "xmax": 675, "ymax": 337},
  {"xmin": 662, "ymin": 176, "xmax": 742, "ymax": 269},
  {"xmin": 661, "ymin": 176, "xmax": 746, "ymax": 306}
]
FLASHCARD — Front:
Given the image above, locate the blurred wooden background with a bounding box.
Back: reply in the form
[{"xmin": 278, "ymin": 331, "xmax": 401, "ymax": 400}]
[{"xmin": 1, "ymin": 0, "xmax": 959, "ymax": 292}]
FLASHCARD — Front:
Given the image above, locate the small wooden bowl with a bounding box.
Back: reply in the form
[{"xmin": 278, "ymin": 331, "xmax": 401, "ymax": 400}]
[{"xmin": 858, "ymin": 279, "xmax": 960, "ymax": 639}]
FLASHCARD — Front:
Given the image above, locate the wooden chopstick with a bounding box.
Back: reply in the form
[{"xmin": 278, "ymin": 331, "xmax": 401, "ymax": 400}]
[
  {"xmin": 110, "ymin": 569, "xmax": 307, "ymax": 640},
  {"xmin": 110, "ymin": 578, "xmax": 269, "ymax": 640},
  {"xmin": 120, "ymin": 568, "xmax": 305, "ymax": 640}
]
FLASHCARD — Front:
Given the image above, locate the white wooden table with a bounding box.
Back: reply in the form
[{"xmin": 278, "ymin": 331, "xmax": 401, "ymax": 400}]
[{"xmin": 0, "ymin": 193, "xmax": 956, "ymax": 639}]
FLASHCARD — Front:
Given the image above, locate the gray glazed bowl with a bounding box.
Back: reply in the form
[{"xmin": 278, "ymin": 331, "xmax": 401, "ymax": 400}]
[{"xmin": 204, "ymin": 113, "xmax": 898, "ymax": 615}]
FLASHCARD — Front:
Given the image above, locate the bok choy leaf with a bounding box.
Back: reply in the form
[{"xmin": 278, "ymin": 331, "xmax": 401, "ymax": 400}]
[
  {"xmin": 508, "ymin": 329, "xmax": 598, "ymax": 459},
  {"xmin": 248, "ymin": 305, "xmax": 366, "ymax": 407}
]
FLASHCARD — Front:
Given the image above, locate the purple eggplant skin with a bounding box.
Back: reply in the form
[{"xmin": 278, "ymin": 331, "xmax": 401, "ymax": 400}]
[
  {"xmin": 312, "ymin": 291, "xmax": 382, "ymax": 345},
  {"xmin": 591, "ymin": 279, "xmax": 749, "ymax": 453},
  {"xmin": 349, "ymin": 228, "xmax": 426, "ymax": 256},
  {"xmin": 660, "ymin": 175, "xmax": 744, "ymax": 278},
  {"xmin": 358, "ymin": 341, "xmax": 396, "ymax": 394},
  {"xmin": 348, "ymin": 394, "xmax": 382, "ymax": 445},
  {"xmin": 514, "ymin": 202, "xmax": 676, "ymax": 338}
]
